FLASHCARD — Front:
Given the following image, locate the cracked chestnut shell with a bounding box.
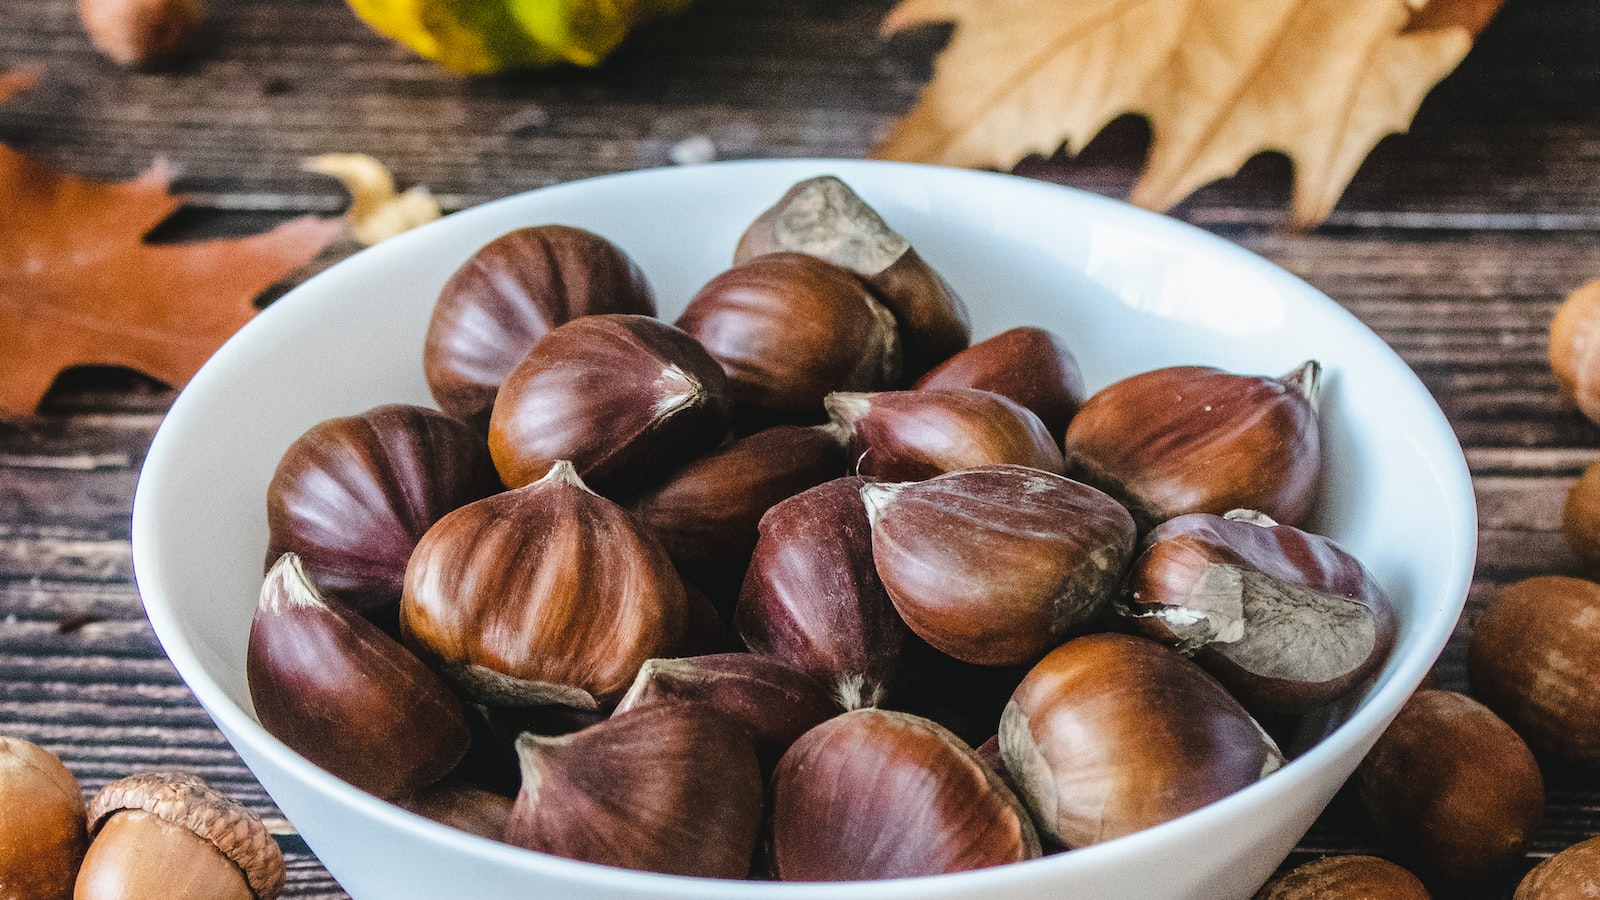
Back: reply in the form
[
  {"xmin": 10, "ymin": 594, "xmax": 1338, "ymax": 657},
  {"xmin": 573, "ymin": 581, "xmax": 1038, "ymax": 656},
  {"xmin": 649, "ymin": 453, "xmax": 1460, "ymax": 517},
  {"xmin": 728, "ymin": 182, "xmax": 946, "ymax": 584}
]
[
  {"xmin": 861, "ymin": 465, "xmax": 1135, "ymax": 666},
  {"xmin": 1355, "ymin": 689, "xmax": 1543, "ymax": 880},
  {"xmin": 265, "ymin": 403, "xmax": 499, "ymax": 618},
  {"xmin": 506, "ymin": 703, "xmax": 763, "ymax": 878},
  {"xmin": 677, "ymin": 252, "xmax": 901, "ymax": 423},
  {"xmin": 733, "ymin": 175, "xmax": 969, "ymax": 379},
  {"xmin": 1000, "ymin": 633, "xmax": 1284, "ymax": 848},
  {"xmin": 400, "ymin": 460, "xmax": 689, "ymax": 709},
  {"xmin": 488, "ymin": 314, "xmax": 730, "ymax": 496},
  {"xmin": 1063, "ymin": 362, "xmax": 1322, "ymax": 531},
  {"xmin": 1119, "ymin": 510, "xmax": 1396, "ymax": 715},
  {"xmin": 424, "ymin": 225, "xmax": 655, "ymax": 427},
  {"xmin": 768, "ymin": 707, "xmax": 1040, "ymax": 880},
  {"xmin": 826, "ymin": 388, "xmax": 1065, "ymax": 481},
  {"xmin": 913, "ymin": 326, "xmax": 1085, "ymax": 438},
  {"xmin": 735, "ymin": 476, "xmax": 915, "ymax": 710},
  {"xmin": 248, "ymin": 553, "xmax": 470, "ymax": 800}
]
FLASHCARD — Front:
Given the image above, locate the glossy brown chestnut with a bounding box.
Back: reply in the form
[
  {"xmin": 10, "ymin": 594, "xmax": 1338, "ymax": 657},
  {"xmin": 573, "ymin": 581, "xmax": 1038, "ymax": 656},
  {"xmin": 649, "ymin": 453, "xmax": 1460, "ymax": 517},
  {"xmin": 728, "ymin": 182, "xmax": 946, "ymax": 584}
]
[
  {"xmin": 768, "ymin": 708, "xmax": 1040, "ymax": 881},
  {"xmin": 1517, "ymin": 833, "xmax": 1600, "ymax": 899},
  {"xmin": 265, "ymin": 403, "xmax": 499, "ymax": 618},
  {"xmin": 0, "ymin": 736, "xmax": 86, "ymax": 900},
  {"xmin": 630, "ymin": 423, "xmax": 848, "ymax": 580},
  {"xmin": 913, "ymin": 326, "xmax": 1085, "ymax": 438},
  {"xmin": 488, "ymin": 314, "xmax": 730, "ymax": 495},
  {"xmin": 1468, "ymin": 576, "xmax": 1600, "ymax": 764},
  {"xmin": 1000, "ymin": 633, "xmax": 1284, "ymax": 848},
  {"xmin": 1562, "ymin": 458, "xmax": 1600, "ymax": 569},
  {"xmin": 1355, "ymin": 689, "xmax": 1543, "ymax": 880},
  {"xmin": 396, "ymin": 780, "xmax": 515, "ymax": 843},
  {"xmin": 506, "ymin": 703, "xmax": 763, "ymax": 878},
  {"xmin": 248, "ymin": 553, "xmax": 470, "ymax": 800},
  {"xmin": 677, "ymin": 252, "xmax": 900, "ymax": 421},
  {"xmin": 733, "ymin": 175, "xmax": 970, "ymax": 379},
  {"xmin": 861, "ymin": 465, "xmax": 1135, "ymax": 666},
  {"xmin": 735, "ymin": 476, "xmax": 915, "ymax": 710},
  {"xmin": 400, "ymin": 460, "xmax": 689, "ymax": 709},
  {"xmin": 1253, "ymin": 856, "xmax": 1430, "ymax": 900},
  {"xmin": 424, "ymin": 225, "xmax": 655, "ymax": 426},
  {"xmin": 1062, "ymin": 362, "xmax": 1322, "ymax": 531},
  {"xmin": 614, "ymin": 653, "xmax": 840, "ymax": 770},
  {"xmin": 826, "ymin": 388, "xmax": 1065, "ymax": 481},
  {"xmin": 1119, "ymin": 510, "xmax": 1396, "ymax": 715}
]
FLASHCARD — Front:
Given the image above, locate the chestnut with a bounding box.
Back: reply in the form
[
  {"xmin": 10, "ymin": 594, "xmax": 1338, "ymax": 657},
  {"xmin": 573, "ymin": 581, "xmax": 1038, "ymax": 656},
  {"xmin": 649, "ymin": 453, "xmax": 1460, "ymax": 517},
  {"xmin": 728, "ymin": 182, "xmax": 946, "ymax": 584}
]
[
  {"xmin": 1549, "ymin": 278, "xmax": 1600, "ymax": 426},
  {"xmin": 1467, "ymin": 575, "xmax": 1600, "ymax": 763},
  {"xmin": 768, "ymin": 708, "xmax": 1040, "ymax": 880},
  {"xmin": 396, "ymin": 780, "xmax": 514, "ymax": 843},
  {"xmin": 0, "ymin": 736, "xmax": 87, "ymax": 900},
  {"xmin": 826, "ymin": 387, "xmax": 1065, "ymax": 481},
  {"xmin": 677, "ymin": 252, "xmax": 901, "ymax": 423},
  {"xmin": 424, "ymin": 225, "xmax": 655, "ymax": 427},
  {"xmin": 248, "ymin": 553, "xmax": 470, "ymax": 800},
  {"xmin": 1118, "ymin": 510, "xmax": 1396, "ymax": 715},
  {"xmin": 1355, "ymin": 689, "xmax": 1543, "ymax": 880},
  {"xmin": 733, "ymin": 175, "xmax": 969, "ymax": 379},
  {"xmin": 265, "ymin": 403, "xmax": 499, "ymax": 619},
  {"xmin": 1062, "ymin": 362, "xmax": 1322, "ymax": 531},
  {"xmin": 401, "ymin": 460, "xmax": 689, "ymax": 709},
  {"xmin": 1564, "ymin": 459, "xmax": 1600, "ymax": 571},
  {"xmin": 913, "ymin": 326, "xmax": 1085, "ymax": 438},
  {"xmin": 1253, "ymin": 855, "xmax": 1430, "ymax": 899},
  {"xmin": 506, "ymin": 703, "xmax": 763, "ymax": 878},
  {"xmin": 488, "ymin": 314, "xmax": 730, "ymax": 496},
  {"xmin": 735, "ymin": 476, "xmax": 916, "ymax": 710},
  {"xmin": 1000, "ymin": 632, "xmax": 1284, "ymax": 848},
  {"xmin": 861, "ymin": 465, "xmax": 1135, "ymax": 666}
]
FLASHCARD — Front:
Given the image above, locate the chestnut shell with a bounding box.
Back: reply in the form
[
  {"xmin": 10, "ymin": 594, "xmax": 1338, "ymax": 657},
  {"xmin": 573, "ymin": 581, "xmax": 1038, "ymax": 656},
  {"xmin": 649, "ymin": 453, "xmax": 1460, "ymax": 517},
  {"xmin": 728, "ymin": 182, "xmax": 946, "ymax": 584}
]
[
  {"xmin": 265, "ymin": 403, "xmax": 499, "ymax": 617},
  {"xmin": 424, "ymin": 225, "xmax": 655, "ymax": 426},
  {"xmin": 913, "ymin": 326, "xmax": 1085, "ymax": 438}
]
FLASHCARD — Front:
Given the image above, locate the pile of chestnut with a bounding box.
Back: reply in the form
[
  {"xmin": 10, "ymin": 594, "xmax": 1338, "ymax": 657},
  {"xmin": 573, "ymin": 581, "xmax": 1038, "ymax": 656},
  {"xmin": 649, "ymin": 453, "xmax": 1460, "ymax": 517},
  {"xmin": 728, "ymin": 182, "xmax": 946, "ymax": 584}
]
[{"xmin": 246, "ymin": 175, "xmax": 1396, "ymax": 882}]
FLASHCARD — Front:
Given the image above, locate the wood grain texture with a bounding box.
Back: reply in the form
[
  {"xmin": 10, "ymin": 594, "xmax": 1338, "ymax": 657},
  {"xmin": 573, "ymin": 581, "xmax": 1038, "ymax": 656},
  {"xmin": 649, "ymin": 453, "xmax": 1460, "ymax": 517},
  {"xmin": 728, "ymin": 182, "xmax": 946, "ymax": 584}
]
[{"xmin": 2, "ymin": 0, "xmax": 1599, "ymax": 897}]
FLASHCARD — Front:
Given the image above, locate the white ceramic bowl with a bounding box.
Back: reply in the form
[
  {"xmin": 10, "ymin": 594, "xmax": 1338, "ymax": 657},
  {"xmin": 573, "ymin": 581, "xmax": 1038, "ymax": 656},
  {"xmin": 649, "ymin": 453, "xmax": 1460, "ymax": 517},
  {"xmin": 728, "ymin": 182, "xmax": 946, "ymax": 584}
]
[{"xmin": 131, "ymin": 159, "xmax": 1476, "ymax": 900}]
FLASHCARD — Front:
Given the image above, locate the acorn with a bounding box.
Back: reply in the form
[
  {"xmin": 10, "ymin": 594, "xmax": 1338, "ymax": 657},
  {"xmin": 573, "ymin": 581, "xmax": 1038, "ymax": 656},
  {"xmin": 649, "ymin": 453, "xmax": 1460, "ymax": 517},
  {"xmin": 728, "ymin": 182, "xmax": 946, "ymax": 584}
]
[
  {"xmin": 505, "ymin": 704, "xmax": 763, "ymax": 878},
  {"xmin": 1517, "ymin": 833, "xmax": 1600, "ymax": 899},
  {"xmin": 1355, "ymin": 689, "xmax": 1543, "ymax": 880},
  {"xmin": 1118, "ymin": 510, "xmax": 1397, "ymax": 715},
  {"xmin": 733, "ymin": 176, "xmax": 968, "ymax": 381},
  {"xmin": 488, "ymin": 314, "xmax": 730, "ymax": 496},
  {"xmin": 861, "ymin": 465, "xmax": 1135, "ymax": 666},
  {"xmin": 767, "ymin": 708, "xmax": 1040, "ymax": 880},
  {"xmin": 424, "ymin": 225, "xmax": 655, "ymax": 427},
  {"xmin": 265, "ymin": 403, "xmax": 499, "ymax": 619},
  {"xmin": 677, "ymin": 252, "xmax": 901, "ymax": 423},
  {"xmin": 735, "ymin": 476, "xmax": 916, "ymax": 710},
  {"xmin": 913, "ymin": 326, "xmax": 1085, "ymax": 438},
  {"xmin": 0, "ymin": 736, "xmax": 87, "ymax": 900},
  {"xmin": 400, "ymin": 460, "xmax": 689, "ymax": 709},
  {"xmin": 247, "ymin": 553, "xmax": 470, "ymax": 800},
  {"xmin": 1001, "ymin": 633, "xmax": 1284, "ymax": 848},
  {"xmin": 1062, "ymin": 362, "xmax": 1323, "ymax": 531},
  {"xmin": 826, "ymin": 388, "xmax": 1065, "ymax": 482}
]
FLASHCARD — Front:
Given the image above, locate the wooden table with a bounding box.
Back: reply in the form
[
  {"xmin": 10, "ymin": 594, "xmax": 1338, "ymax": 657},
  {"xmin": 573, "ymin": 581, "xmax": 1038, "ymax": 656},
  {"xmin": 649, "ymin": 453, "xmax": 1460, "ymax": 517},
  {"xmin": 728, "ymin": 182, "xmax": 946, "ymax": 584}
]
[{"xmin": 2, "ymin": 0, "xmax": 1596, "ymax": 896}]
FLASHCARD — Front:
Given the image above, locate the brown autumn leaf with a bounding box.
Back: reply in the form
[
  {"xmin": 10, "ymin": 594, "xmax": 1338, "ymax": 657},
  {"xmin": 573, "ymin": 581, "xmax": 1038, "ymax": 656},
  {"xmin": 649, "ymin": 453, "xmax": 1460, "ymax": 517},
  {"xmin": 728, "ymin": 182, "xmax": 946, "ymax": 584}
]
[
  {"xmin": 0, "ymin": 146, "xmax": 341, "ymax": 416},
  {"xmin": 874, "ymin": 0, "xmax": 1504, "ymax": 227}
]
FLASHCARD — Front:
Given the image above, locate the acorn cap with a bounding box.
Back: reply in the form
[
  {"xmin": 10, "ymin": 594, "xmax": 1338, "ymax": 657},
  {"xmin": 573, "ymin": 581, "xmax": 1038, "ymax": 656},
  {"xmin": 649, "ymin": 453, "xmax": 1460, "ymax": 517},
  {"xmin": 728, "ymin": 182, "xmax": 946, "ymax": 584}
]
[{"xmin": 86, "ymin": 772, "xmax": 286, "ymax": 900}]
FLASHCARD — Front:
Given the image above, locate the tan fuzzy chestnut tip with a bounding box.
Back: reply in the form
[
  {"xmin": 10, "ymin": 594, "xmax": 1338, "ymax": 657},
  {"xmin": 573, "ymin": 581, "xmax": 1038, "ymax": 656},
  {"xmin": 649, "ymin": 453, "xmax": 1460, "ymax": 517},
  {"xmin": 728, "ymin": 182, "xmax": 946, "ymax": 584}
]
[{"xmin": 86, "ymin": 772, "xmax": 286, "ymax": 900}]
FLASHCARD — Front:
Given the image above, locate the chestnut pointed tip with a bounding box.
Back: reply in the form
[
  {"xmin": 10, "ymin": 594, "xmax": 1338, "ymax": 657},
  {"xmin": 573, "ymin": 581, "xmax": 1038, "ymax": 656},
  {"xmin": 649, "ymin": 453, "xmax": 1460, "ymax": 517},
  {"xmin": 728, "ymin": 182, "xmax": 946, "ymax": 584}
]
[
  {"xmin": 858, "ymin": 480, "xmax": 907, "ymax": 527},
  {"xmin": 824, "ymin": 392, "xmax": 872, "ymax": 430},
  {"xmin": 1281, "ymin": 360, "xmax": 1322, "ymax": 412},
  {"xmin": 530, "ymin": 459, "xmax": 596, "ymax": 495},
  {"xmin": 1222, "ymin": 508, "xmax": 1280, "ymax": 527},
  {"xmin": 651, "ymin": 364, "xmax": 706, "ymax": 418},
  {"xmin": 834, "ymin": 673, "xmax": 883, "ymax": 711},
  {"xmin": 261, "ymin": 552, "xmax": 326, "ymax": 615}
]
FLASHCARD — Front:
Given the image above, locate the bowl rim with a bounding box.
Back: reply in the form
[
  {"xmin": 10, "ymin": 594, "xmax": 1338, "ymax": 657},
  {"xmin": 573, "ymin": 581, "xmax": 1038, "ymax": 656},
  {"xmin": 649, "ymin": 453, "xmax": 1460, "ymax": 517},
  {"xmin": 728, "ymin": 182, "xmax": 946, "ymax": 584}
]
[{"xmin": 131, "ymin": 157, "xmax": 1478, "ymax": 894}]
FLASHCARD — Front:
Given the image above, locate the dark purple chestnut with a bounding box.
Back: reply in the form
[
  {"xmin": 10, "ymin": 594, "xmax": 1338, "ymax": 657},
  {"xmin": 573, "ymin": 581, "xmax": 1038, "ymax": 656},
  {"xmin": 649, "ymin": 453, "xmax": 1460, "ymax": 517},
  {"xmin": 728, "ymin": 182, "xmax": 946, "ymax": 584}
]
[
  {"xmin": 1118, "ymin": 510, "xmax": 1396, "ymax": 715},
  {"xmin": 914, "ymin": 326, "xmax": 1085, "ymax": 438},
  {"xmin": 826, "ymin": 388, "xmax": 1065, "ymax": 482},
  {"xmin": 265, "ymin": 403, "xmax": 499, "ymax": 618}
]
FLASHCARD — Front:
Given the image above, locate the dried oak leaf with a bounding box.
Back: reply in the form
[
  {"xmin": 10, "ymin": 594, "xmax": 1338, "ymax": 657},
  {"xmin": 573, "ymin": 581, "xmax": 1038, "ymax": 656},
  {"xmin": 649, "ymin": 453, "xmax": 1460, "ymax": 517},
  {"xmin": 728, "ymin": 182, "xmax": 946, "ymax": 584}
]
[
  {"xmin": 874, "ymin": 0, "xmax": 1504, "ymax": 227},
  {"xmin": 0, "ymin": 154, "xmax": 341, "ymax": 415}
]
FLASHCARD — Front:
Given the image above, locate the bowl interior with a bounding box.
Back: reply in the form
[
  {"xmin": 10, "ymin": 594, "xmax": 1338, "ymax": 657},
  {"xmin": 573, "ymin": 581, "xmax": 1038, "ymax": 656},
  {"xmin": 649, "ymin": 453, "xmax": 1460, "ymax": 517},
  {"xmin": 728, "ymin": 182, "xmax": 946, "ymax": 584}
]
[{"xmin": 132, "ymin": 159, "xmax": 1476, "ymax": 898}]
